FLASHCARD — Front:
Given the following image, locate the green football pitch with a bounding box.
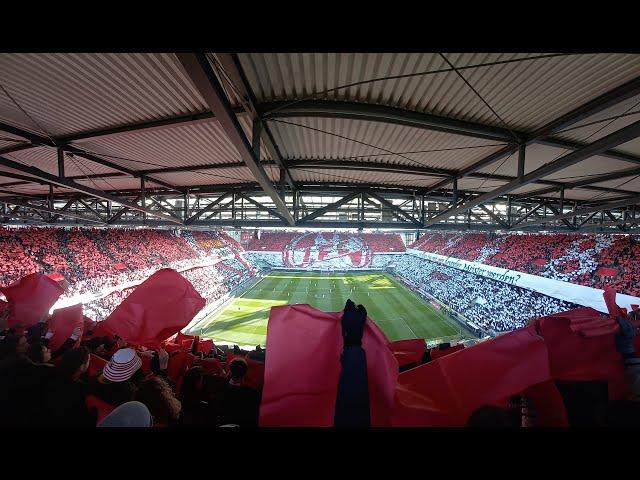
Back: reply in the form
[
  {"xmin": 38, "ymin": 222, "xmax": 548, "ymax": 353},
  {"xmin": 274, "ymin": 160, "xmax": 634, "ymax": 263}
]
[{"xmin": 189, "ymin": 272, "xmax": 472, "ymax": 347}]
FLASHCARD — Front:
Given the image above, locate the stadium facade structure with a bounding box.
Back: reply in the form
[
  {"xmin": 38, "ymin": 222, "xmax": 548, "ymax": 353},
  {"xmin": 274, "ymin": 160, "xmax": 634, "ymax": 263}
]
[{"xmin": 1, "ymin": 53, "xmax": 640, "ymax": 234}]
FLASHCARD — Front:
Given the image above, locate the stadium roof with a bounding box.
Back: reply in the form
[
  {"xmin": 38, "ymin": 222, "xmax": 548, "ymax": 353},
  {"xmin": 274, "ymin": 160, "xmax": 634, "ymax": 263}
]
[{"xmin": 1, "ymin": 53, "xmax": 640, "ymax": 231}]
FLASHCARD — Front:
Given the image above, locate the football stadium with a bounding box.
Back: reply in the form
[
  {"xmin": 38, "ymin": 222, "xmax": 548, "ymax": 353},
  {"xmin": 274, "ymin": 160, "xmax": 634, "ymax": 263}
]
[{"xmin": 1, "ymin": 52, "xmax": 640, "ymax": 428}]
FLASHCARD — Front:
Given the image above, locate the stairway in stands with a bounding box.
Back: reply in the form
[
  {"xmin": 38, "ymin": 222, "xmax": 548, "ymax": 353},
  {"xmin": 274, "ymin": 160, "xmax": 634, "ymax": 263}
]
[
  {"xmin": 216, "ymin": 261, "xmax": 244, "ymax": 278},
  {"xmin": 57, "ymin": 230, "xmax": 83, "ymax": 280},
  {"xmin": 179, "ymin": 231, "xmax": 209, "ymax": 259}
]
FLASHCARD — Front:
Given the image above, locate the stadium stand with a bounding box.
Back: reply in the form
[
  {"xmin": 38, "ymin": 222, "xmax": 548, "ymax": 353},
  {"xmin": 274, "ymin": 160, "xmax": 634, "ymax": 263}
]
[
  {"xmin": 1, "ymin": 228, "xmax": 640, "ymax": 427},
  {"xmin": 410, "ymin": 232, "xmax": 640, "ymax": 296},
  {"xmin": 249, "ymin": 231, "xmax": 405, "ymax": 253},
  {"xmin": 393, "ymin": 254, "xmax": 577, "ymax": 333}
]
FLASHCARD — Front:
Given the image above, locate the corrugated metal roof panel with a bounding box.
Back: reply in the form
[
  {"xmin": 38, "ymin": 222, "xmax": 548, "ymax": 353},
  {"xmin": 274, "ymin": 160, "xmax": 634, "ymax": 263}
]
[
  {"xmin": 73, "ymin": 176, "xmax": 140, "ymax": 191},
  {"xmin": 456, "ymin": 177, "xmax": 507, "ymax": 192},
  {"xmin": 543, "ymin": 190, "xmax": 621, "ymax": 201},
  {"xmin": 541, "ymin": 156, "xmax": 635, "ymax": 182},
  {"xmin": 291, "ymin": 167, "xmax": 440, "ymax": 187},
  {"xmin": 477, "ymin": 142, "xmax": 638, "ymax": 179},
  {"xmin": 0, "ymin": 53, "xmax": 207, "ymax": 137},
  {"xmin": 239, "ymin": 53, "xmax": 640, "ymax": 132},
  {"xmin": 5, "ymin": 146, "xmax": 121, "ymax": 177},
  {"xmin": 72, "ymin": 120, "xmax": 242, "ymax": 171},
  {"xmin": 152, "ymin": 166, "xmax": 257, "ymax": 186},
  {"xmin": 237, "ymin": 114, "xmax": 272, "ymax": 160},
  {"xmin": 268, "ymin": 116, "xmax": 505, "ymax": 171},
  {"xmin": 0, "ymin": 131, "xmax": 29, "ymax": 151},
  {"xmin": 589, "ymin": 175, "xmax": 640, "ymax": 191}
]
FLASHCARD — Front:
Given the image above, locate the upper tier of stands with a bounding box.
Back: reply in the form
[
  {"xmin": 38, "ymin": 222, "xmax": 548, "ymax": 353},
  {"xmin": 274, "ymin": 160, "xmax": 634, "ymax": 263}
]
[
  {"xmin": 247, "ymin": 232, "xmax": 406, "ymax": 252},
  {"xmin": 410, "ymin": 232, "xmax": 640, "ymax": 296}
]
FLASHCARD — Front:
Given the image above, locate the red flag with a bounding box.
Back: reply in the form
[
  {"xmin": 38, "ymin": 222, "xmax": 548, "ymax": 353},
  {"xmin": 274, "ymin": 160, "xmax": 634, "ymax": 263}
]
[
  {"xmin": 92, "ymin": 269, "xmax": 205, "ymax": 348},
  {"xmin": 259, "ymin": 304, "xmax": 397, "ymax": 427},
  {"xmin": 430, "ymin": 343, "xmax": 465, "ymax": 360},
  {"xmin": 83, "ymin": 316, "xmax": 96, "ymax": 330},
  {"xmin": 199, "ymin": 357, "xmax": 225, "ymax": 376},
  {"xmin": 389, "ymin": 339, "xmax": 425, "ymax": 367},
  {"xmin": 0, "ymin": 273, "xmax": 64, "ymax": 327},
  {"xmin": 87, "ymin": 354, "xmax": 107, "ymax": 377},
  {"xmin": 603, "ymin": 286, "xmax": 627, "ymax": 318},
  {"xmin": 48, "ymin": 304, "xmax": 84, "ymax": 353},
  {"xmin": 244, "ymin": 357, "xmax": 265, "ymax": 391},
  {"xmin": 531, "ymin": 307, "xmax": 626, "ymax": 398},
  {"xmin": 392, "ymin": 327, "xmax": 550, "ymax": 426},
  {"xmin": 522, "ymin": 380, "xmax": 569, "ymax": 427},
  {"xmin": 196, "ymin": 339, "xmax": 214, "ymax": 355}
]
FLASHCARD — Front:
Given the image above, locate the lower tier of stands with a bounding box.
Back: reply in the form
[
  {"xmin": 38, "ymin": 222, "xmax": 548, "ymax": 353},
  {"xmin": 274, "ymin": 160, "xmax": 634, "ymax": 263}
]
[
  {"xmin": 392, "ymin": 255, "xmax": 577, "ymax": 334},
  {"xmin": 83, "ymin": 259, "xmax": 256, "ymax": 321}
]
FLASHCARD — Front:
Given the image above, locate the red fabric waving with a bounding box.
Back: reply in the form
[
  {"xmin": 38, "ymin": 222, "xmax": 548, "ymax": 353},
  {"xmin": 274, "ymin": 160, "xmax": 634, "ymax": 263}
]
[
  {"xmin": 244, "ymin": 358, "xmax": 265, "ymax": 390},
  {"xmin": 0, "ymin": 273, "xmax": 64, "ymax": 327},
  {"xmin": 199, "ymin": 357, "xmax": 225, "ymax": 376},
  {"xmin": 48, "ymin": 304, "xmax": 84, "ymax": 352},
  {"xmin": 362, "ymin": 315, "xmax": 398, "ymax": 426},
  {"xmin": 522, "ymin": 380, "xmax": 569, "ymax": 427},
  {"xmin": 167, "ymin": 351, "xmax": 196, "ymax": 384},
  {"xmin": 196, "ymin": 339, "xmax": 214, "ymax": 355},
  {"xmin": 83, "ymin": 316, "xmax": 96, "ymax": 337},
  {"xmin": 175, "ymin": 331, "xmax": 195, "ymax": 344},
  {"xmin": 259, "ymin": 304, "xmax": 397, "ymax": 427},
  {"xmin": 92, "ymin": 269, "xmax": 205, "ymax": 348},
  {"xmin": 259, "ymin": 304, "xmax": 342, "ymax": 427},
  {"xmin": 87, "ymin": 354, "xmax": 107, "ymax": 378},
  {"xmin": 389, "ymin": 339, "xmax": 425, "ymax": 367},
  {"xmin": 392, "ymin": 327, "xmax": 550, "ymax": 426},
  {"xmin": 603, "ymin": 287, "xmax": 627, "ymax": 318},
  {"xmin": 430, "ymin": 344, "xmax": 465, "ymax": 360},
  {"xmin": 532, "ymin": 307, "xmax": 626, "ymax": 399}
]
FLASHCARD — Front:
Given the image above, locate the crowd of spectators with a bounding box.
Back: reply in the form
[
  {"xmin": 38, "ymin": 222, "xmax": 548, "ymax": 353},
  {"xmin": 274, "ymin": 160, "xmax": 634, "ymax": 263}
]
[
  {"xmin": 83, "ymin": 258, "xmax": 256, "ymax": 322},
  {"xmin": 0, "ymin": 315, "xmax": 266, "ymax": 427},
  {"xmin": 0, "ymin": 226, "xmax": 245, "ymax": 297},
  {"xmin": 393, "ymin": 254, "xmax": 576, "ymax": 333},
  {"xmin": 247, "ymin": 231, "xmax": 405, "ymax": 253},
  {"xmin": 410, "ymin": 232, "xmax": 640, "ymax": 296}
]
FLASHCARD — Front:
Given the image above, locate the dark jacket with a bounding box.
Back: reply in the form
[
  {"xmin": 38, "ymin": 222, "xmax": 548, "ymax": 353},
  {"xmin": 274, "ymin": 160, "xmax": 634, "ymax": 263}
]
[
  {"xmin": 217, "ymin": 382, "xmax": 261, "ymax": 427},
  {"xmin": 45, "ymin": 375, "xmax": 96, "ymax": 427},
  {"xmin": 88, "ymin": 376, "xmax": 137, "ymax": 408},
  {"xmin": 334, "ymin": 346, "xmax": 370, "ymax": 427},
  {"xmin": 0, "ymin": 356, "xmax": 56, "ymax": 427}
]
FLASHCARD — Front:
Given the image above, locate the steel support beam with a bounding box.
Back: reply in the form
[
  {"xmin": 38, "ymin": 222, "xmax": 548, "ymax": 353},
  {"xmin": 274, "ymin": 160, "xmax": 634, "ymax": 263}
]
[
  {"xmin": 297, "ymin": 191, "xmax": 361, "ymax": 223},
  {"xmin": 366, "ymin": 190, "xmax": 422, "ymax": 227},
  {"xmin": 0, "ymin": 122, "xmax": 182, "ymax": 193},
  {"xmin": 520, "ymin": 195, "xmax": 640, "ymax": 228},
  {"xmin": 185, "ymin": 193, "xmax": 232, "ymax": 224},
  {"xmin": 57, "ymin": 148, "xmax": 65, "ymax": 178},
  {"xmin": 235, "ymin": 193, "xmax": 287, "ymax": 222},
  {"xmin": 478, "ymin": 204, "xmax": 509, "ymax": 228},
  {"xmin": 260, "ymin": 100, "xmax": 514, "ymax": 142},
  {"xmin": 215, "ymin": 53, "xmax": 295, "ymax": 190},
  {"xmin": 515, "ymin": 165, "xmax": 640, "ymax": 199},
  {"xmin": 423, "ymin": 119, "xmax": 640, "ymax": 227},
  {"xmin": 0, "ymin": 198, "xmax": 105, "ymax": 224},
  {"xmin": 545, "ymin": 202, "xmax": 575, "ymax": 229},
  {"xmin": 424, "ymin": 75, "xmax": 640, "ymax": 194},
  {"xmin": 175, "ymin": 53, "xmax": 295, "ymax": 226},
  {"xmin": 0, "ymin": 156, "xmax": 182, "ymax": 224},
  {"xmin": 510, "ymin": 202, "xmax": 546, "ymax": 228},
  {"xmin": 517, "ymin": 144, "xmax": 525, "ymax": 180}
]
